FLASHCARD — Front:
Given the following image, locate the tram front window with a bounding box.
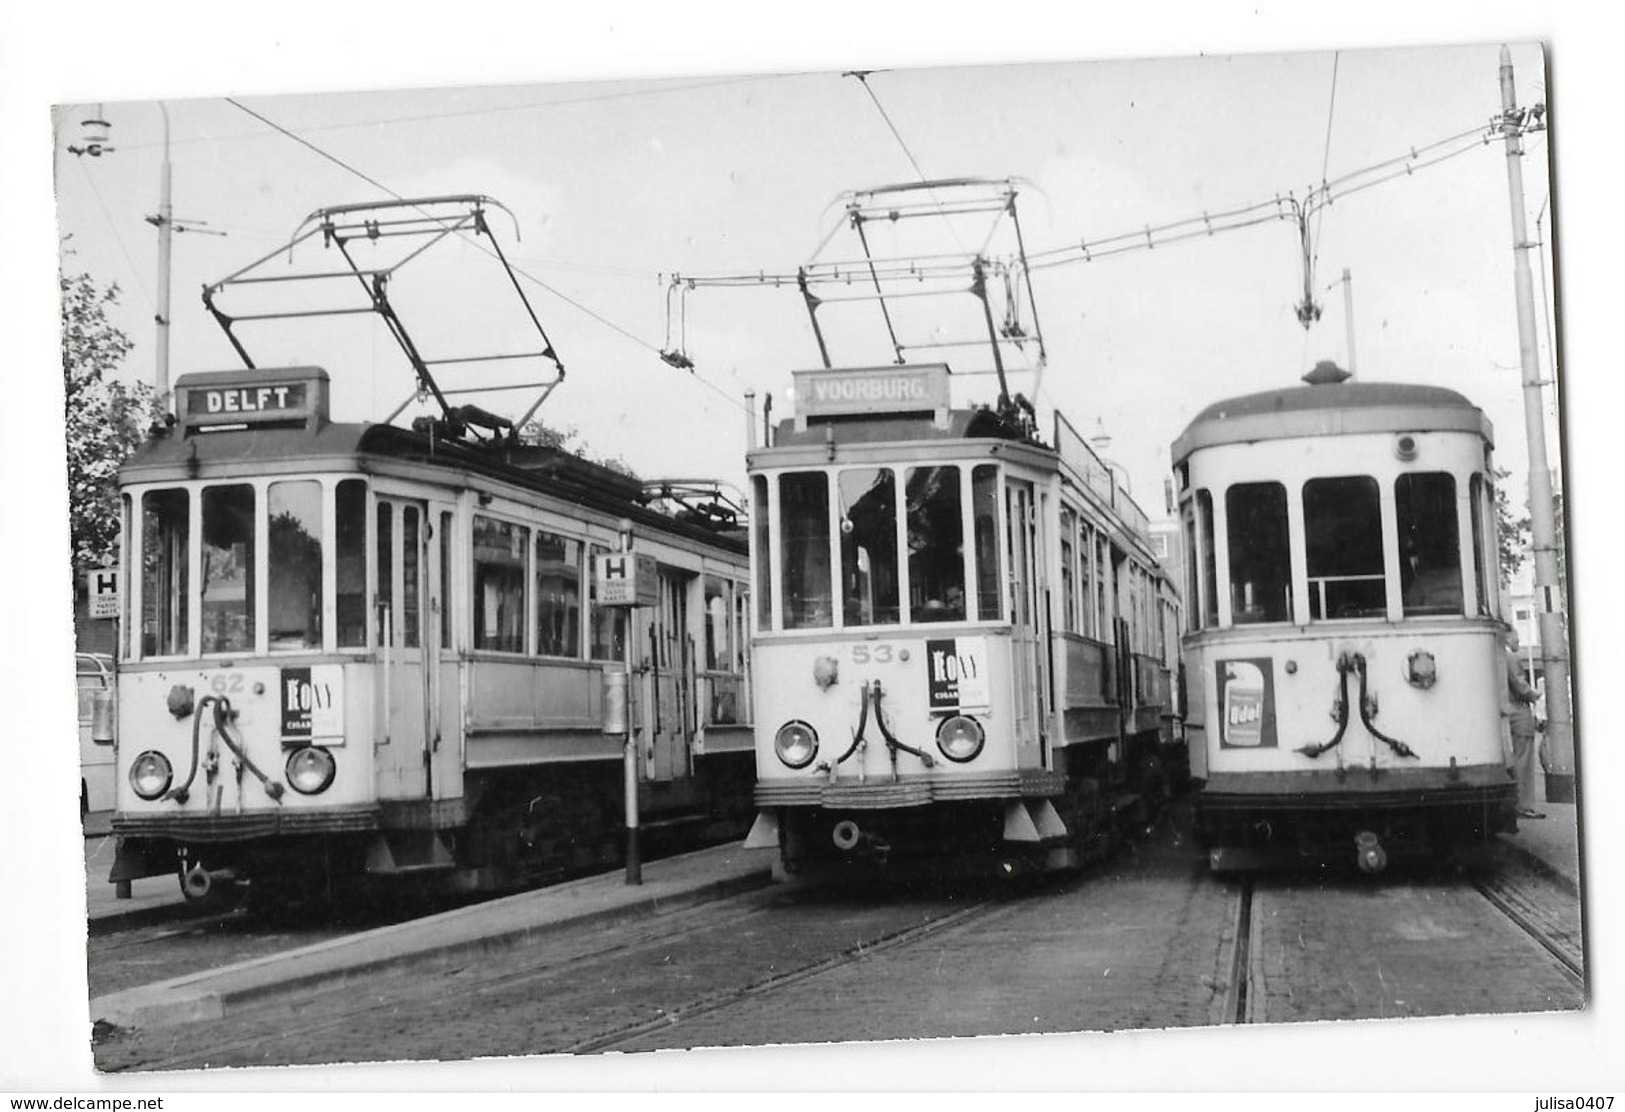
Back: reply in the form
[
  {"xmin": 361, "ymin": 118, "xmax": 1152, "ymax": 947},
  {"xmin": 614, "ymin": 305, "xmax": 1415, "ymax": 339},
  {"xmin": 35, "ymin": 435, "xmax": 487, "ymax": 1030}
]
[
  {"xmin": 906, "ymin": 465, "xmax": 965, "ymax": 622},
  {"xmin": 201, "ymin": 485, "xmax": 256, "ymax": 653},
  {"xmin": 1226, "ymin": 482, "xmax": 1291, "ymax": 623},
  {"xmin": 973, "ymin": 465, "xmax": 1002, "ymax": 621},
  {"xmin": 140, "ymin": 488, "xmax": 189, "ymax": 657},
  {"xmin": 838, "ymin": 467, "xmax": 899, "ymax": 626},
  {"xmin": 1398, "ymin": 472, "xmax": 1463, "ymax": 616},
  {"xmin": 1304, "ymin": 475, "xmax": 1386, "ymax": 619},
  {"xmin": 780, "ymin": 472, "xmax": 833, "ymax": 629},
  {"xmin": 268, "ymin": 480, "xmax": 323, "ymax": 650},
  {"xmin": 335, "ymin": 480, "xmax": 368, "ymax": 648}
]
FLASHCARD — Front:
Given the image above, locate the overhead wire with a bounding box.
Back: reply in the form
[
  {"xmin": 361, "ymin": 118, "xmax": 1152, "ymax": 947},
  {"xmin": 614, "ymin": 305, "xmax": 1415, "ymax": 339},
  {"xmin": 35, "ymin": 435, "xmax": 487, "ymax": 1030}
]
[
  {"xmin": 222, "ymin": 97, "xmax": 751, "ymax": 416},
  {"xmin": 121, "ymin": 74, "xmax": 788, "ymax": 152},
  {"xmin": 74, "ymin": 158, "xmax": 155, "ymax": 310}
]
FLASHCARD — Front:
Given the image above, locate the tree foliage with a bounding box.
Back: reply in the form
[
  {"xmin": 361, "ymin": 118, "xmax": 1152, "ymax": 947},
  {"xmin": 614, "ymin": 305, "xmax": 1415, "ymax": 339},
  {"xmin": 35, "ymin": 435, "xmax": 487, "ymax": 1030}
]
[
  {"xmin": 62, "ymin": 273, "xmax": 157, "ymax": 569},
  {"xmin": 518, "ymin": 419, "xmax": 638, "ymax": 479},
  {"xmin": 1493, "ymin": 466, "xmax": 1531, "ymax": 590}
]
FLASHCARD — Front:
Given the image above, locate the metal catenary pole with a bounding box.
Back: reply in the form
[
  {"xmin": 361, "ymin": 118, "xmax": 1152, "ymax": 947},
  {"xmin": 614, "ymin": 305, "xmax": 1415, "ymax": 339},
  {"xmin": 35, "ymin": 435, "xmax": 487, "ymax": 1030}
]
[
  {"xmin": 150, "ymin": 102, "xmax": 173, "ymax": 413},
  {"xmin": 1499, "ymin": 46, "xmax": 1574, "ymax": 802}
]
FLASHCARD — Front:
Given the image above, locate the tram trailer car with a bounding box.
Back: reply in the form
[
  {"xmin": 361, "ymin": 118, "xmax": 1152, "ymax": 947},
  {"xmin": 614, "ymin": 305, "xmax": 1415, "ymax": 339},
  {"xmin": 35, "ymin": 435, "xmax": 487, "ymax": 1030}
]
[
  {"xmin": 108, "ymin": 367, "xmax": 755, "ymax": 901},
  {"xmin": 1172, "ymin": 372, "xmax": 1518, "ymax": 873},
  {"xmin": 743, "ymin": 363, "xmax": 1180, "ymax": 875}
]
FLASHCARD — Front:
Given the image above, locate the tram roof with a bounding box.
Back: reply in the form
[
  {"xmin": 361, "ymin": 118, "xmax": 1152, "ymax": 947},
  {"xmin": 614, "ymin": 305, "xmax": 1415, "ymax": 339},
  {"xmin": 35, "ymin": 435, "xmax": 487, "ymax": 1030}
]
[
  {"xmin": 120, "ymin": 421, "xmax": 747, "ymax": 553},
  {"xmin": 1171, "ymin": 380, "xmax": 1492, "ymax": 464}
]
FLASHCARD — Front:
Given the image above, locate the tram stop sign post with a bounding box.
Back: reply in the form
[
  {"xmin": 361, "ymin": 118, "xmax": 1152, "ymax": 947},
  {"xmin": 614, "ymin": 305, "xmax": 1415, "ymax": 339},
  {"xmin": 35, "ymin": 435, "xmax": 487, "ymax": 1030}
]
[{"xmin": 595, "ymin": 549, "xmax": 655, "ymax": 885}]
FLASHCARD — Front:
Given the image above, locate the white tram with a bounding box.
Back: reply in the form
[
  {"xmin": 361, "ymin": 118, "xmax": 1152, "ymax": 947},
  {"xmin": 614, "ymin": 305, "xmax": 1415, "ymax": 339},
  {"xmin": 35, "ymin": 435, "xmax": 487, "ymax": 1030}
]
[
  {"xmin": 743, "ymin": 363, "xmax": 1178, "ymax": 873},
  {"xmin": 108, "ymin": 366, "xmax": 754, "ymax": 900},
  {"xmin": 1173, "ymin": 367, "xmax": 1518, "ymax": 872}
]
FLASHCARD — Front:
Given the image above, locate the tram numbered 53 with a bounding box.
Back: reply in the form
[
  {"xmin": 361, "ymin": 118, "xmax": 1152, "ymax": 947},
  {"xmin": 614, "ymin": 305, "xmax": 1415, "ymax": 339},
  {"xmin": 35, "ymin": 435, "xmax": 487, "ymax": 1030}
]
[
  {"xmin": 743, "ymin": 363, "xmax": 1181, "ymax": 875},
  {"xmin": 107, "ymin": 366, "xmax": 754, "ymax": 901},
  {"xmin": 1173, "ymin": 369, "xmax": 1519, "ymax": 872}
]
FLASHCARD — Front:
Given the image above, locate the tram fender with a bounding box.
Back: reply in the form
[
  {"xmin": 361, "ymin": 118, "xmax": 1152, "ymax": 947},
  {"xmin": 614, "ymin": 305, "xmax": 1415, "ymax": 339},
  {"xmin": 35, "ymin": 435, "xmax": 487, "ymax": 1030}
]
[
  {"xmin": 364, "ymin": 830, "xmax": 456, "ymax": 875},
  {"xmin": 743, "ymin": 809, "xmax": 780, "ymax": 850},
  {"xmin": 1002, "ymin": 802, "xmax": 1039, "ymax": 842}
]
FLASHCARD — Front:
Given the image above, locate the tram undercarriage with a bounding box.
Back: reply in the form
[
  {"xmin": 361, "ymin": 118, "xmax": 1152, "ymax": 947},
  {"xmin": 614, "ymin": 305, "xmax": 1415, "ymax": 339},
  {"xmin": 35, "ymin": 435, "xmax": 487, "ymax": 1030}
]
[
  {"xmin": 762, "ymin": 733, "xmax": 1169, "ymax": 879},
  {"xmin": 1194, "ymin": 780, "xmax": 1518, "ymax": 874},
  {"xmin": 110, "ymin": 754, "xmax": 756, "ymax": 906}
]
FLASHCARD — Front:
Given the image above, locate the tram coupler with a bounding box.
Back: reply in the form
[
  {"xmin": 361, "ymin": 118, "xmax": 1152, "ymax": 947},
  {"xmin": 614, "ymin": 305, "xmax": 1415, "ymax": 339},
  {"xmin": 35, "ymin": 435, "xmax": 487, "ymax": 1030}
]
[
  {"xmin": 180, "ymin": 862, "xmax": 238, "ymax": 900},
  {"xmin": 1354, "ymin": 830, "xmax": 1389, "ymax": 875},
  {"xmin": 830, "ymin": 818, "xmax": 889, "ymax": 860}
]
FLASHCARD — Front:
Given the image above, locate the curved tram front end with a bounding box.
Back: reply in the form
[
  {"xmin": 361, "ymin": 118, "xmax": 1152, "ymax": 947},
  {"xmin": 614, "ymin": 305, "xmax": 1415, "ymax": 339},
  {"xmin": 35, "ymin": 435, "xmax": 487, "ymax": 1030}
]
[
  {"xmin": 1172, "ymin": 377, "xmax": 1518, "ymax": 872},
  {"xmin": 744, "ymin": 364, "xmax": 1178, "ymax": 875}
]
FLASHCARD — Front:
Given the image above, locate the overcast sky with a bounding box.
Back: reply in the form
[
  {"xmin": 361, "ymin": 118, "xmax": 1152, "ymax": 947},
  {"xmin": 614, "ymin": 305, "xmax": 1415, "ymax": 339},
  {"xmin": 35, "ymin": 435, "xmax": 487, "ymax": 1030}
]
[
  {"xmin": 47, "ymin": 43, "xmax": 1555, "ymax": 513},
  {"xmin": 5, "ymin": 0, "xmax": 1621, "ymax": 1096}
]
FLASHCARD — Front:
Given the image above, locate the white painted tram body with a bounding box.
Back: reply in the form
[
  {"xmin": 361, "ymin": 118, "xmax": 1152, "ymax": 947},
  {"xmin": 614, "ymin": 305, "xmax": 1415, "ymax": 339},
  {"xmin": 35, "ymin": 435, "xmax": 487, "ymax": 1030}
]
[
  {"xmin": 744, "ymin": 364, "xmax": 1181, "ymax": 874},
  {"xmin": 1173, "ymin": 374, "xmax": 1518, "ymax": 871},
  {"xmin": 108, "ymin": 367, "xmax": 753, "ymax": 900}
]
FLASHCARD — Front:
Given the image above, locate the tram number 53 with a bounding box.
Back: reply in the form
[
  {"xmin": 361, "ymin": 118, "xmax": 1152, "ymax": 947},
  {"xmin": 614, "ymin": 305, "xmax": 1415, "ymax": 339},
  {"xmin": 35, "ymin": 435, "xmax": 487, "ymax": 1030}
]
[{"xmin": 850, "ymin": 644, "xmax": 900, "ymax": 664}]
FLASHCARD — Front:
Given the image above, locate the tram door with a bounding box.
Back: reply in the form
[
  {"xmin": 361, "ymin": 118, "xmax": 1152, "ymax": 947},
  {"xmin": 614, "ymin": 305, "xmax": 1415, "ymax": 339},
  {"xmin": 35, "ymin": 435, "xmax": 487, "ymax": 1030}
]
[
  {"xmin": 647, "ymin": 567, "xmax": 696, "ymax": 783},
  {"xmin": 375, "ymin": 495, "xmax": 454, "ymax": 800},
  {"xmin": 1005, "ymin": 480, "xmax": 1047, "ymax": 763}
]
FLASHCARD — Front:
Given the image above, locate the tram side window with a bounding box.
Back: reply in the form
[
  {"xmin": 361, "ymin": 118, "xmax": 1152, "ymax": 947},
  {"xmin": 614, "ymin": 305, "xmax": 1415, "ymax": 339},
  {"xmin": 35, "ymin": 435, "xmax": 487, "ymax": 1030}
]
[
  {"xmin": 201, "ymin": 485, "xmax": 256, "ymax": 654},
  {"xmin": 1304, "ymin": 476, "xmax": 1386, "ymax": 619},
  {"xmin": 704, "ymin": 576, "xmax": 731, "ymax": 670},
  {"xmin": 1196, "ymin": 490, "xmax": 1218, "ymax": 629},
  {"xmin": 838, "ymin": 467, "xmax": 900, "ymax": 626},
  {"xmin": 440, "ymin": 511, "xmax": 454, "ymax": 649},
  {"xmin": 1469, "ymin": 474, "xmax": 1492, "ymax": 616},
  {"xmin": 1079, "ymin": 524, "xmax": 1099, "ymax": 639},
  {"xmin": 472, "ymin": 515, "xmax": 527, "ymax": 653},
  {"xmin": 1181, "ymin": 504, "xmax": 1200, "ymax": 632},
  {"xmin": 140, "ymin": 488, "xmax": 190, "ymax": 657},
  {"xmin": 703, "ymin": 576, "xmax": 744, "ymax": 725},
  {"xmin": 1226, "ymin": 482, "xmax": 1292, "ymax": 623},
  {"xmin": 267, "ymin": 480, "xmax": 323, "ymax": 650},
  {"xmin": 402, "ymin": 507, "xmax": 421, "ymax": 648},
  {"xmin": 534, "ymin": 530, "xmax": 582, "ymax": 658},
  {"xmin": 1059, "ymin": 508, "xmax": 1077, "ymax": 634},
  {"xmin": 1397, "ymin": 472, "xmax": 1463, "ymax": 616},
  {"xmin": 753, "ymin": 476, "xmax": 772, "ymax": 631},
  {"xmin": 972, "ymin": 465, "xmax": 1002, "ymax": 621},
  {"xmin": 779, "ymin": 472, "xmax": 832, "ymax": 629},
  {"xmin": 334, "ymin": 481, "xmax": 367, "ymax": 648},
  {"xmin": 906, "ymin": 465, "xmax": 965, "ymax": 622},
  {"xmin": 587, "ymin": 543, "xmax": 627, "ymax": 661}
]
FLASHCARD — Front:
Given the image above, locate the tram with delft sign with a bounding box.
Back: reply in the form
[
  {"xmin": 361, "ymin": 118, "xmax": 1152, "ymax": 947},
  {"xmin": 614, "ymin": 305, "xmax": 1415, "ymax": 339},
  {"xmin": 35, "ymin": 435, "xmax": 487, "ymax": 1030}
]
[
  {"xmin": 742, "ymin": 362, "xmax": 1180, "ymax": 873},
  {"xmin": 105, "ymin": 197, "xmax": 755, "ymax": 902},
  {"xmin": 1173, "ymin": 363, "xmax": 1518, "ymax": 872}
]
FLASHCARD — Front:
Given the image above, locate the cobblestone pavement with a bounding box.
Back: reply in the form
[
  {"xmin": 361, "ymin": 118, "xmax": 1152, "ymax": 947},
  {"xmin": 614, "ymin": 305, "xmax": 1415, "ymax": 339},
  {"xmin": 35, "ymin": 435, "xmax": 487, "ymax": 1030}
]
[
  {"xmin": 1247, "ymin": 860, "xmax": 1584, "ymax": 1024},
  {"xmin": 91, "ymin": 806, "xmax": 1582, "ymax": 1073}
]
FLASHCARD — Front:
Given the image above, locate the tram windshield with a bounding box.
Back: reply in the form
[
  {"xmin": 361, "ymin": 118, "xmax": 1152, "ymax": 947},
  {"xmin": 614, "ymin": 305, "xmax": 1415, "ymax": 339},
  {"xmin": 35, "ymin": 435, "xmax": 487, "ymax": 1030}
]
[
  {"xmin": 1226, "ymin": 482, "xmax": 1292, "ymax": 623},
  {"xmin": 766, "ymin": 461, "xmax": 997, "ymax": 630},
  {"xmin": 133, "ymin": 477, "xmax": 360, "ymax": 659},
  {"xmin": 1304, "ymin": 476, "xmax": 1386, "ymax": 619},
  {"xmin": 1397, "ymin": 472, "xmax": 1463, "ymax": 616}
]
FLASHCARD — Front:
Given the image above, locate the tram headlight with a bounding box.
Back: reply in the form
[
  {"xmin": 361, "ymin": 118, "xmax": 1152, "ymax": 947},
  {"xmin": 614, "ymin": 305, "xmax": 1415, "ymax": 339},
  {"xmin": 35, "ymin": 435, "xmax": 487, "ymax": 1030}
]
[
  {"xmin": 129, "ymin": 751, "xmax": 173, "ymax": 800},
  {"xmin": 285, "ymin": 746, "xmax": 337, "ymax": 795},
  {"xmin": 936, "ymin": 715, "xmax": 986, "ymax": 763},
  {"xmin": 773, "ymin": 720, "xmax": 819, "ymax": 769}
]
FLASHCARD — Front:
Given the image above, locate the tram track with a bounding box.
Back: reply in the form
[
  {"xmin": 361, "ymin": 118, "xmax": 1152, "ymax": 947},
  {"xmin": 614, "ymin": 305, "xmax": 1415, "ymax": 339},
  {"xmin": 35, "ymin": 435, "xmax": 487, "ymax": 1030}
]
[
  {"xmin": 1220, "ymin": 877, "xmax": 1257, "ymax": 1025},
  {"xmin": 565, "ymin": 894, "xmax": 1010, "ymax": 1053},
  {"xmin": 1473, "ymin": 865, "xmax": 1585, "ymax": 989},
  {"xmin": 96, "ymin": 882, "xmax": 1013, "ymax": 1071}
]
